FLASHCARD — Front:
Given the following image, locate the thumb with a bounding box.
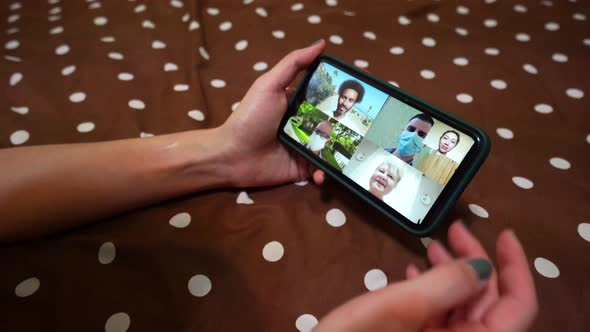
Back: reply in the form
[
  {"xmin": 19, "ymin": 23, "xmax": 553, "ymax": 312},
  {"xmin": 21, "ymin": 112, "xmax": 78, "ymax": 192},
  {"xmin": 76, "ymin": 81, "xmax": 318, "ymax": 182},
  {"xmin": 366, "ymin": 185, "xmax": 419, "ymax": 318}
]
[{"xmin": 314, "ymin": 259, "xmax": 493, "ymax": 332}]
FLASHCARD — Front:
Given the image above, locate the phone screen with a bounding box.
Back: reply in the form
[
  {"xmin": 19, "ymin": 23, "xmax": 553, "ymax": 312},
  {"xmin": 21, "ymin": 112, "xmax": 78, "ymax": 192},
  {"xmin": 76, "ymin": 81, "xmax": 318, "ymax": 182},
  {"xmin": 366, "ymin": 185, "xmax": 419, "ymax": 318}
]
[{"xmin": 282, "ymin": 60, "xmax": 475, "ymax": 224}]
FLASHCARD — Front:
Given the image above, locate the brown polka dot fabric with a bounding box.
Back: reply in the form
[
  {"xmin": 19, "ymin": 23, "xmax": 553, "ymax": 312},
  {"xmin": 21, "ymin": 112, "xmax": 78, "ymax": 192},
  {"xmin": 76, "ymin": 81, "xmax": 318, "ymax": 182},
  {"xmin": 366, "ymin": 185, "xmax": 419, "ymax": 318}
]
[{"xmin": 1, "ymin": 0, "xmax": 589, "ymax": 331}]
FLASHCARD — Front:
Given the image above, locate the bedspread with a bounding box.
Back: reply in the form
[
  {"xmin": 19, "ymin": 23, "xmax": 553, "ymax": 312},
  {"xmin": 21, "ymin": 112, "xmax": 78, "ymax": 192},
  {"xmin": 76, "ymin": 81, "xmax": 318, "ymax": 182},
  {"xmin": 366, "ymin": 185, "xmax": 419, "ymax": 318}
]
[{"xmin": 1, "ymin": 0, "xmax": 589, "ymax": 331}]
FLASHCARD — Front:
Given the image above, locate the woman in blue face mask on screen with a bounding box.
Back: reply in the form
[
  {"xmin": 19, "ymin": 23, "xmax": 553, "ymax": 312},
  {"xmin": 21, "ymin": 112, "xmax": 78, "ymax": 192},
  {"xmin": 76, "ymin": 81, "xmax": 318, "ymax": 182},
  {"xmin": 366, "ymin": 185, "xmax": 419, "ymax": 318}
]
[{"xmin": 385, "ymin": 114, "xmax": 434, "ymax": 165}]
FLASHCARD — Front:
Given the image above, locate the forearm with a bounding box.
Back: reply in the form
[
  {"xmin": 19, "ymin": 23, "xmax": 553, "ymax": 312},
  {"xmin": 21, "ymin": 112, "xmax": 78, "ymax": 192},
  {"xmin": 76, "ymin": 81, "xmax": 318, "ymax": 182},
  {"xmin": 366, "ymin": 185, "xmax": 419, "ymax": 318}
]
[{"xmin": 0, "ymin": 128, "xmax": 229, "ymax": 242}]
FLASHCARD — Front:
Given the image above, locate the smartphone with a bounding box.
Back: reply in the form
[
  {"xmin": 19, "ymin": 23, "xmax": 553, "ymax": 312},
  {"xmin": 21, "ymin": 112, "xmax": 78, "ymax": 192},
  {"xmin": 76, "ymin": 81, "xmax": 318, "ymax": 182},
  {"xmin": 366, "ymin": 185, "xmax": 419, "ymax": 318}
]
[{"xmin": 277, "ymin": 54, "xmax": 490, "ymax": 236}]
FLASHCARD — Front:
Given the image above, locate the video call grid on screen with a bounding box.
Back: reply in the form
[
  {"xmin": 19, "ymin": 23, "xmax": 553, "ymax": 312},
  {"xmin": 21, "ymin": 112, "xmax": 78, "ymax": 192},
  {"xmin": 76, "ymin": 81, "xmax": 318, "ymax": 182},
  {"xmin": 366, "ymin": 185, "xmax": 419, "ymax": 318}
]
[{"xmin": 283, "ymin": 61, "xmax": 475, "ymax": 224}]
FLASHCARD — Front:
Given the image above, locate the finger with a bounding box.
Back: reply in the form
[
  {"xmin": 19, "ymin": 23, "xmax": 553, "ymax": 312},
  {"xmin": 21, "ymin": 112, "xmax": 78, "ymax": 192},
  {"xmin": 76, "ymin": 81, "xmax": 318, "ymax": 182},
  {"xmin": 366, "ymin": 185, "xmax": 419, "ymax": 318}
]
[
  {"xmin": 427, "ymin": 240, "xmax": 453, "ymax": 266},
  {"xmin": 312, "ymin": 169, "xmax": 326, "ymax": 185},
  {"xmin": 263, "ymin": 40, "xmax": 325, "ymax": 91},
  {"xmin": 405, "ymin": 263, "xmax": 420, "ymax": 279},
  {"xmin": 447, "ymin": 222, "xmax": 500, "ymax": 323},
  {"xmin": 484, "ymin": 230, "xmax": 538, "ymax": 332},
  {"xmin": 285, "ymin": 86, "xmax": 295, "ymax": 99}
]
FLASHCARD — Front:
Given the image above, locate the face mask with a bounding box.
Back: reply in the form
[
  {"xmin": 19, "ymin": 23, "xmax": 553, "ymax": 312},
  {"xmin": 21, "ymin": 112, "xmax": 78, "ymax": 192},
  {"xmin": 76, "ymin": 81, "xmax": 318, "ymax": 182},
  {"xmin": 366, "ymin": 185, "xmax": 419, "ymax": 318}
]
[
  {"xmin": 308, "ymin": 132, "xmax": 328, "ymax": 151},
  {"xmin": 396, "ymin": 131, "xmax": 424, "ymax": 157}
]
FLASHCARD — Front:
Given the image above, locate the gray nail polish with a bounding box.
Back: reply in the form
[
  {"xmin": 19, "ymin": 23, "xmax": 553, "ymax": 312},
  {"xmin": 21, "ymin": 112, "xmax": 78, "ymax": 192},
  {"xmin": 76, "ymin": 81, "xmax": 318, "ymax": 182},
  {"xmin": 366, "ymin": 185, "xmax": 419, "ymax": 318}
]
[{"xmin": 467, "ymin": 258, "xmax": 493, "ymax": 280}]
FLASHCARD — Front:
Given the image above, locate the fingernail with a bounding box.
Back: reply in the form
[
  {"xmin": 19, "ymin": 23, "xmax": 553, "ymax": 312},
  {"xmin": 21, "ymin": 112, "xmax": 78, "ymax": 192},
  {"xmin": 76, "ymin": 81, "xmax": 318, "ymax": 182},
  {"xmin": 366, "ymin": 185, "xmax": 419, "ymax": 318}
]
[
  {"xmin": 466, "ymin": 258, "xmax": 493, "ymax": 280},
  {"xmin": 310, "ymin": 39, "xmax": 323, "ymax": 46}
]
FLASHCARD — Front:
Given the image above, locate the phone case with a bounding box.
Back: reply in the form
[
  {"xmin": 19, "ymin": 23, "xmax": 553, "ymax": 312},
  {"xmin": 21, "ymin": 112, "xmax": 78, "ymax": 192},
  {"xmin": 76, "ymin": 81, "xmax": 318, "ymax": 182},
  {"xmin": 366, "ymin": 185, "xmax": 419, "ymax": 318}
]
[{"xmin": 278, "ymin": 54, "xmax": 491, "ymax": 236}]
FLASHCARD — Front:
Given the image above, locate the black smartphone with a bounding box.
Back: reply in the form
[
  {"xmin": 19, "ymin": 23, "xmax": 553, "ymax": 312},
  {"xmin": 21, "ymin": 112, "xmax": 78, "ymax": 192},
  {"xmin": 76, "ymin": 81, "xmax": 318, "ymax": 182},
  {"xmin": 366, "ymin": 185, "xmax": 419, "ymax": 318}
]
[{"xmin": 278, "ymin": 54, "xmax": 490, "ymax": 236}]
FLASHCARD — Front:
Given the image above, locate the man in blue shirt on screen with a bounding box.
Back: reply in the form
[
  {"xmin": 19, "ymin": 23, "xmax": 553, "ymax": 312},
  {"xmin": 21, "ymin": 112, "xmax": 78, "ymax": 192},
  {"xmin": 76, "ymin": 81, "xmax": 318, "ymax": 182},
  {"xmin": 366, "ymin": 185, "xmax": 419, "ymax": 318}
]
[{"xmin": 386, "ymin": 114, "xmax": 434, "ymax": 166}]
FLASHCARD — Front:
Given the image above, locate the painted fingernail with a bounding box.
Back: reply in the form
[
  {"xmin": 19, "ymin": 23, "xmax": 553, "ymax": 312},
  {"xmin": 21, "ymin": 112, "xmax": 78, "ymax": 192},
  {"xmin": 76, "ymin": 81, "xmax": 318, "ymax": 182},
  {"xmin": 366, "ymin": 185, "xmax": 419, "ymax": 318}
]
[
  {"xmin": 466, "ymin": 258, "xmax": 493, "ymax": 280},
  {"xmin": 310, "ymin": 39, "xmax": 323, "ymax": 46}
]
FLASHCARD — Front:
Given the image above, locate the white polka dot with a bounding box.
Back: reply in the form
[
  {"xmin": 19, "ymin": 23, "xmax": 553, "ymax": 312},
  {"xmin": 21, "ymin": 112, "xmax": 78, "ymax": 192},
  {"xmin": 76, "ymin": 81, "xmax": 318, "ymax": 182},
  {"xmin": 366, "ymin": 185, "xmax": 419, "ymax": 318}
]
[
  {"xmin": 420, "ymin": 237, "xmax": 432, "ymax": 248},
  {"xmin": 235, "ymin": 40, "xmax": 248, "ymax": 51},
  {"xmin": 453, "ymin": 57, "xmax": 469, "ymax": 66},
  {"xmin": 329, "ymin": 35, "xmax": 343, "ymax": 45},
  {"xmin": 107, "ymin": 52, "xmax": 123, "ymax": 60},
  {"xmin": 253, "ymin": 61, "xmax": 268, "ymax": 71},
  {"xmin": 48, "ymin": 15, "xmax": 61, "ymax": 22},
  {"xmin": 5, "ymin": 55, "xmax": 22, "ymax": 62},
  {"xmin": 398, "ymin": 15, "xmax": 411, "ymax": 25},
  {"xmin": 262, "ymin": 241, "xmax": 284, "ymax": 262},
  {"xmin": 363, "ymin": 31, "xmax": 376, "ymax": 40},
  {"xmin": 523, "ymin": 63, "xmax": 538, "ymax": 74},
  {"xmin": 364, "ymin": 269, "xmax": 387, "ymax": 291},
  {"xmin": 55, "ymin": 44, "xmax": 69, "ymax": 55},
  {"xmin": 236, "ymin": 191, "xmax": 254, "ymax": 204},
  {"xmin": 534, "ymin": 257, "xmax": 559, "ymax": 278},
  {"xmin": 6, "ymin": 27, "xmax": 19, "ymax": 35},
  {"xmin": 48, "ymin": 0, "xmax": 59, "ymax": 4},
  {"xmin": 118, "ymin": 73, "xmax": 134, "ymax": 81},
  {"xmin": 152, "ymin": 40, "xmax": 166, "ymax": 49},
  {"xmin": 77, "ymin": 122, "xmax": 95, "ymax": 133},
  {"xmin": 389, "ymin": 46, "xmax": 404, "ymax": 55},
  {"xmin": 101, "ymin": 36, "xmax": 115, "ymax": 43},
  {"xmin": 49, "ymin": 26, "xmax": 63, "ymax": 34},
  {"xmin": 468, "ymin": 203, "xmax": 489, "ymax": 218},
  {"xmin": 484, "ymin": 47, "xmax": 500, "ymax": 56},
  {"xmin": 295, "ymin": 314, "xmax": 318, "ymax": 332},
  {"xmin": 587, "ymin": 134, "xmax": 590, "ymax": 144},
  {"xmin": 142, "ymin": 20, "xmax": 155, "ymax": 29},
  {"xmin": 388, "ymin": 81, "xmax": 399, "ymax": 87},
  {"xmin": 219, "ymin": 21, "xmax": 232, "ymax": 31},
  {"xmin": 134, "ymin": 4, "xmax": 146, "ymax": 13},
  {"xmin": 210, "ymin": 79, "xmax": 226, "ymax": 88},
  {"xmin": 294, "ymin": 180, "xmax": 308, "ymax": 186},
  {"xmin": 515, "ymin": 33, "xmax": 530, "ymax": 42},
  {"xmin": 231, "ymin": 101, "xmax": 240, "ymax": 112},
  {"xmin": 566, "ymin": 88, "xmax": 584, "ymax": 99},
  {"xmin": 483, "ymin": 18, "xmax": 498, "ymax": 28},
  {"xmin": 326, "ymin": 208, "xmax": 346, "ymax": 227},
  {"xmin": 496, "ymin": 128, "xmax": 514, "ymax": 139},
  {"xmin": 514, "ymin": 4, "xmax": 527, "ymax": 13},
  {"xmin": 48, "ymin": 7, "xmax": 61, "ymax": 15},
  {"xmin": 325, "ymin": 0, "xmax": 338, "ymax": 6},
  {"xmin": 93, "ymin": 16, "xmax": 108, "ymax": 26},
  {"xmin": 189, "ymin": 20, "xmax": 200, "ymax": 31},
  {"xmin": 170, "ymin": 0, "xmax": 183, "ymax": 8},
  {"xmin": 552, "ymin": 53, "xmax": 568, "ymax": 63},
  {"xmin": 456, "ymin": 5, "xmax": 470, "ymax": 15},
  {"xmin": 61, "ymin": 65, "xmax": 76, "ymax": 76},
  {"xmin": 173, "ymin": 84, "xmax": 189, "ymax": 92},
  {"xmin": 188, "ymin": 275, "xmax": 212, "ymax": 297},
  {"xmin": 5, "ymin": 40, "xmax": 20, "ymax": 50},
  {"xmin": 243, "ymin": 0, "xmax": 254, "ymax": 4},
  {"xmin": 343, "ymin": 11, "xmax": 355, "ymax": 16},
  {"xmin": 541, "ymin": 0, "xmax": 553, "ymax": 6},
  {"xmin": 427, "ymin": 13, "xmax": 440, "ymax": 23},
  {"xmin": 164, "ymin": 63, "xmax": 178, "ymax": 72},
  {"xmin": 88, "ymin": 2, "xmax": 101, "ymax": 9},
  {"xmin": 291, "ymin": 3, "xmax": 303, "ymax": 11},
  {"xmin": 549, "ymin": 157, "xmax": 571, "ymax": 170},
  {"xmin": 534, "ymin": 103, "xmax": 553, "ymax": 114},
  {"xmin": 169, "ymin": 212, "xmax": 191, "ymax": 228},
  {"xmin": 422, "ymin": 37, "xmax": 436, "ymax": 47},
  {"xmin": 10, "ymin": 2, "xmax": 22, "ymax": 10},
  {"xmin": 105, "ymin": 313, "xmax": 130, "ymax": 332},
  {"xmin": 420, "ymin": 69, "xmax": 435, "ymax": 79},
  {"xmin": 206, "ymin": 7, "xmax": 220, "ymax": 15},
  {"xmin": 10, "ymin": 130, "xmax": 29, "ymax": 145},
  {"xmin": 272, "ymin": 30, "xmax": 285, "ymax": 39},
  {"xmin": 545, "ymin": 22, "xmax": 559, "ymax": 31},
  {"xmin": 199, "ymin": 46, "xmax": 209, "ymax": 60},
  {"xmin": 490, "ymin": 79, "xmax": 507, "ymax": 90},
  {"xmin": 573, "ymin": 13, "xmax": 586, "ymax": 21},
  {"xmin": 583, "ymin": 38, "xmax": 590, "ymax": 46},
  {"xmin": 255, "ymin": 7, "xmax": 268, "ymax": 17},
  {"xmin": 354, "ymin": 59, "xmax": 369, "ymax": 68},
  {"xmin": 69, "ymin": 92, "xmax": 86, "ymax": 103},
  {"xmin": 308, "ymin": 15, "xmax": 321, "ymax": 24},
  {"xmin": 15, "ymin": 277, "xmax": 40, "ymax": 297},
  {"xmin": 188, "ymin": 110, "xmax": 205, "ymax": 121},
  {"xmin": 11, "ymin": 106, "xmax": 28, "ymax": 115},
  {"xmin": 128, "ymin": 99, "xmax": 145, "ymax": 110},
  {"xmin": 455, "ymin": 27, "xmax": 469, "ymax": 36},
  {"xmin": 140, "ymin": 132, "xmax": 154, "ymax": 138},
  {"xmin": 9, "ymin": 72, "xmax": 22, "ymax": 86},
  {"xmin": 578, "ymin": 223, "xmax": 590, "ymax": 242},
  {"xmin": 456, "ymin": 93, "xmax": 473, "ymax": 103},
  {"xmin": 512, "ymin": 176, "xmax": 534, "ymax": 189},
  {"xmin": 98, "ymin": 242, "xmax": 116, "ymax": 264}
]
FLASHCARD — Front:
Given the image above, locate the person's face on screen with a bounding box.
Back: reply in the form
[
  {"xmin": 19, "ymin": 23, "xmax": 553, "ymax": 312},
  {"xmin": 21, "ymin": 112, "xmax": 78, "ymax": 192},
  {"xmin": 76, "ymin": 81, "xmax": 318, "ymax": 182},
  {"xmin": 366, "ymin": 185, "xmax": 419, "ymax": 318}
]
[
  {"xmin": 403, "ymin": 118, "xmax": 432, "ymax": 139},
  {"xmin": 307, "ymin": 120, "xmax": 332, "ymax": 153},
  {"xmin": 369, "ymin": 162, "xmax": 399, "ymax": 199},
  {"xmin": 438, "ymin": 131, "xmax": 459, "ymax": 154},
  {"xmin": 334, "ymin": 89, "xmax": 359, "ymax": 118}
]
